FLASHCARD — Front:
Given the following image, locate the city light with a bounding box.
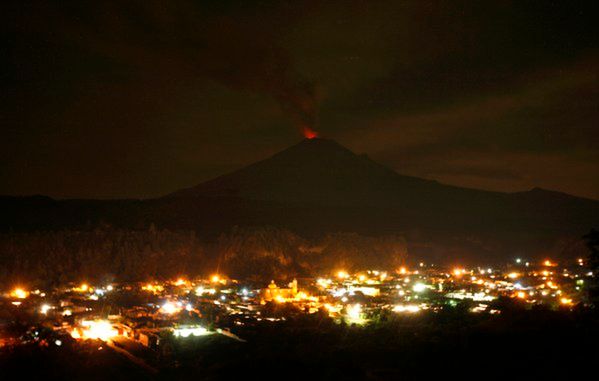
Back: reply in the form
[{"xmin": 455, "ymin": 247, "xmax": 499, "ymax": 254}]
[
  {"xmin": 560, "ymin": 297, "xmax": 573, "ymax": 305},
  {"xmin": 337, "ymin": 270, "xmax": 349, "ymax": 279},
  {"xmin": 160, "ymin": 302, "xmax": 181, "ymax": 314},
  {"xmin": 345, "ymin": 304, "xmax": 365, "ymax": 324},
  {"xmin": 393, "ymin": 304, "xmax": 421, "ymax": 313},
  {"xmin": 10, "ymin": 288, "xmax": 28, "ymax": 299},
  {"xmin": 73, "ymin": 283, "xmax": 90, "ymax": 293},
  {"xmin": 142, "ymin": 283, "xmax": 164, "ymax": 293},
  {"xmin": 173, "ymin": 326, "xmax": 210, "ymax": 338},
  {"xmin": 1, "ymin": 261, "xmax": 589, "ymax": 355},
  {"xmin": 40, "ymin": 304, "xmax": 52, "ymax": 314},
  {"xmin": 72, "ymin": 320, "xmax": 118, "ymax": 341}
]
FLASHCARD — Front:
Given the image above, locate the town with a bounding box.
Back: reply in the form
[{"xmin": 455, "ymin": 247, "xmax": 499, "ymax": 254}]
[{"xmin": 1, "ymin": 257, "xmax": 590, "ymax": 358}]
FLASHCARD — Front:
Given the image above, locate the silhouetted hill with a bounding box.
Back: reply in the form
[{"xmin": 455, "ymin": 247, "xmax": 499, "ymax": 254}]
[
  {"xmin": 168, "ymin": 138, "xmax": 462, "ymax": 207},
  {"xmin": 1, "ymin": 138, "xmax": 597, "ymax": 263}
]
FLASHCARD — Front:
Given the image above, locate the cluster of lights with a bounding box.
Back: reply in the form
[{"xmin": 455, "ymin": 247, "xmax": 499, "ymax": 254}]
[
  {"xmin": 160, "ymin": 301, "xmax": 182, "ymax": 315},
  {"xmin": 5, "ymin": 258, "xmax": 586, "ymax": 345},
  {"xmin": 10, "ymin": 288, "xmax": 29, "ymax": 299},
  {"xmin": 507, "ymin": 272, "xmax": 520, "ymax": 279},
  {"xmin": 345, "ymin": 303, "xmax": 366, "ymax": 324},
  {"xmin": 71, "ymin": 320, "xmax": 117, "ymax": 341},
  {"xmin": 73, "ymin": 283, "xmax": 90, "ymax": 293},
  {"xmin": 195, "ymin": 286, "xmax": 217, "ymax": 296},
  {"xmin": 337, "ymin": 271, "xmax": 349, "ymax": 279},
  {"xmin": 173, "ymin": 326, "xmax": 210, "ymax": 338},
  {"xmin": 142, "ymin": 283, "xmax": 164, "ymax": 293},
  {"xmin": 71, "ymin": 283, "xmax": 113, "ymax": 295},
  {"xmin": 210, "ymin": 274, "xmax": 228, "ymax": 285},
  {"xmin": 40, "ymin": 304, "xmax": 52, "ymax": 314},
  {"xmin": 412, "ymin": 283, "xmax": 428, "ymax": 293},
  {"xmin": 393, "ymin": 304, "xmax": 421, "ymax": 313}
]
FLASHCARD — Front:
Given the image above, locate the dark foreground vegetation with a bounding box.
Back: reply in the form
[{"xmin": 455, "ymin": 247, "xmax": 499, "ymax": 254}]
[
  {"xmin": 0, "ymin": 226, "xmax": 406, "ymax": 284},
  {"xmin": 0, "ymin": 339, "xmax": 147, "ymax": 380},
  {"xmin": 3, "ymin": 308, "xmax": 599, "ymax": 380}
]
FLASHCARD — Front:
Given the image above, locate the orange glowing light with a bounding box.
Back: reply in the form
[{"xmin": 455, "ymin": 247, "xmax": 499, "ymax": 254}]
[
  {"xmin": 211, "ymin": 275, "xmax": 220, "ymax": 283},
  {"xmin": 142, "ymin": 283, "xmax": 163, "ymax": 293},
  {"xmin": 11, "ymin": 288, "xmax": 28, "ymax": 299},
  {"xmin": 337, "ymin": 271, "xmax": 349, "ymax": 279},
  {"xmin": 303, "ymin": 126, "xmax": 318, "ymax": 139},
  {"xmin": 72, "ymin": 320, "xmax": 117, "ymax": 341},
  {"xmin": 73, "ymin": 283, "xmax": 90, "ymax": 292},
  {"xmin": 560, "ymin": 297, "xmax": 573, "ymax": 305},
  {"xmin": 160, "ymin": 301, "xmax": 181, "ymax": 314},
  {"xmin": 295, "ymin": 291, "xmax": 310, "ymax": 301}
]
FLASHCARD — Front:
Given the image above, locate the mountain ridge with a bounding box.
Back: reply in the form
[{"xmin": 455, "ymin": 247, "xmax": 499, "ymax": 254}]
[
  {"xmin": 167, "ymin": 138, "xmax": 597, "ymax": 203},
  {"xmin": 0, "ymin": 137, "xmax": 596, "ymax": 263},
  {"xmin": 166, "ymin": 138, "xmax": 508, "ymax": 207},
  {"xmin": 2, "ymin": 139, "xmax": 596, "ymax": 203}
]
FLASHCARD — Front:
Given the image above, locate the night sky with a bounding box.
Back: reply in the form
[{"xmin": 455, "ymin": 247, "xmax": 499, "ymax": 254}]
[{"xmin": 2, "ymin": 1, "xmax": 598, "ymax": 199}]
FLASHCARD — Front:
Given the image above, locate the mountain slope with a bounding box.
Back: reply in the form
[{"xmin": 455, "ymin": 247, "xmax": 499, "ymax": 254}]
[
  {"xmin": 1, "ymin": 138, "xmax": 597, "ymax": 263},
  {"xmin": 163, "ymin": 137, "xmax": 598, "ymax": 260},
  {"xmin": 167, "ymin": 137, "xmax": 598, "ymax": 232},
  {"xmin": 167, "ymin": 138, "xmax": 499, "ymax": 207}
]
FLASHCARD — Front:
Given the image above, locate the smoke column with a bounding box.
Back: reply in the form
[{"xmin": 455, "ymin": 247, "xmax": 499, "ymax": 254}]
[{"xmin": 38, "ymin": 2, "xmax": 319, "ymax": 137}]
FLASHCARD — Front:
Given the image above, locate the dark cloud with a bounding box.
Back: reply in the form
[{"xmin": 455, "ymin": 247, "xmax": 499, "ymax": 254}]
[{"xmin": 1, "ymin": 1, "xmax": 597, "ymax": 199}]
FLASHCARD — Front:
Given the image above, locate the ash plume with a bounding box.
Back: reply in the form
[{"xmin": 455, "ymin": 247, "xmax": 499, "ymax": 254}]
[
  {"xmin": 196, "ymin": 18, "xmax": 319, "ymax": 138},
  {"xmin": 36, "ymin": 1, "xmax": 319, "ymax": 137}
]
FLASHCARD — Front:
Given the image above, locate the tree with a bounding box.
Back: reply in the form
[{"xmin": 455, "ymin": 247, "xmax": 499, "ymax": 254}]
[{"xmin": 583, "ymin": 229, "xmax": 599, "ymax": 307}]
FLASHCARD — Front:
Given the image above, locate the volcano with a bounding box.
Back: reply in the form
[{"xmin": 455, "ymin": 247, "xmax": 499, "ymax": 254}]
[
  {"xmin": 1, "ymin": 138, "xmax": 598, "ymax": 263},
  {"xmin": 162, "ymin": 138, "xmax": 598, "ymax": 260},
  {"xmin": 168, "ymin": 138, "xmax": 442, "ymax": 206}
]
